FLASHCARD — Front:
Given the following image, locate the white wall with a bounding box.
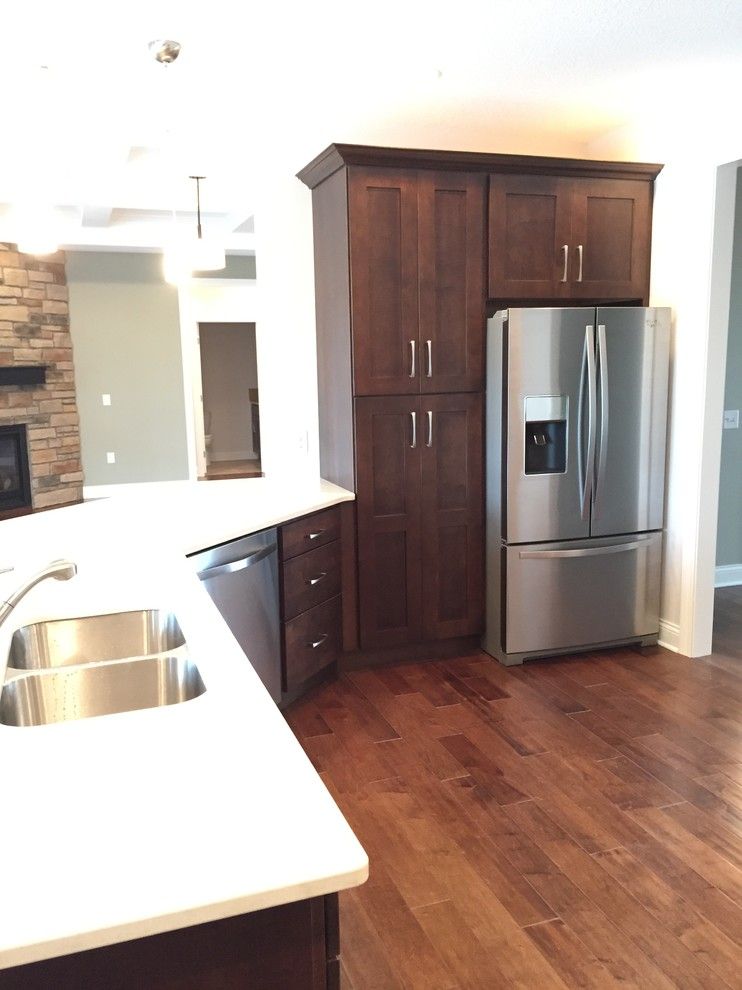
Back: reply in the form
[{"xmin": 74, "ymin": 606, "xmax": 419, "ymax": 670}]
[{"xmin": 586, "ymin": 114, "xmax": 741, "ymax": 657}]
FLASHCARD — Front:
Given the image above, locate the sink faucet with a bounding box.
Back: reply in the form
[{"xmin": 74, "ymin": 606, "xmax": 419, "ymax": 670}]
[{"xmin": 0, "ymin": 560, "xmax": 77, "ymax": 632}]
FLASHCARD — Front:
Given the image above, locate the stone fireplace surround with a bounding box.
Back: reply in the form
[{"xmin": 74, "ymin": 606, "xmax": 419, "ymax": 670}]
[{"xmin": 0, "ymin": 244, "xmax": 82, "ymax": 515}]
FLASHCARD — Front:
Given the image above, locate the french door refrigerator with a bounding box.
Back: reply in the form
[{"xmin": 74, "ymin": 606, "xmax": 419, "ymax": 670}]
[{"xmin": 483, "ymin": 306, "xmax": 670, "ymax": 666}]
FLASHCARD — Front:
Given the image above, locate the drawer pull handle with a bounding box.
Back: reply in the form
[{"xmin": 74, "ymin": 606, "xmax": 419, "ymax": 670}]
[
  {"xmin": 307, "ymin": 530, "xmax": 325, "ymax": 540},
  {"xmin": 307, "ymin": 571, "xmax": 327, "ymax": 586},
  {"xmin": 309, "ymin": 633, "xmax": 329, "ymax": 649}
]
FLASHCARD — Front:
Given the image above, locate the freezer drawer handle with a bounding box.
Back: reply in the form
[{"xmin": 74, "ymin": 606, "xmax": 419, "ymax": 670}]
[
  {"xmin": 307, "ymin": 572, "xmax": 327, "ymax": 586},
  {"xmin": 309, "ymin": 633, "xmax": 329, "ymax": 649},
  {"xmin": 197, "ymin": 543, "xmax": 276, "ymax": 580},
  {"xmin": 519, "ymin": 540, "xmax": 644, "ymax": 560}
]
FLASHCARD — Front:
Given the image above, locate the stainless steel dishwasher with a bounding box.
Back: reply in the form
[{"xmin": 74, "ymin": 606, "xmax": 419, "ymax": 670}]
[{"xmin": 190, "ymin": 528, "xmax": 281, "ymax": 703}]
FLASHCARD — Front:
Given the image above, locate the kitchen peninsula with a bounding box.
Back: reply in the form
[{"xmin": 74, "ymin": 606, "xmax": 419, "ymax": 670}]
[{"xmin": 0, "ymin": 478, "xmax": 366, "ymax": 988}]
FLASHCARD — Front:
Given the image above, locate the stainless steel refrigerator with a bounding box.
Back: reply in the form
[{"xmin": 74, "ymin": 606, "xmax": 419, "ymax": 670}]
[{"xmin": 483, "ymin": 306, "xmax": 670, "ymax": 666}]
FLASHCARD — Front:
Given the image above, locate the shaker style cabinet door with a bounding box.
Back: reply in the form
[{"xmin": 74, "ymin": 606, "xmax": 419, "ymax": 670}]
[
  {"xmin": 348, "ymin": 168, "xmax": 420, "ymax": 395},
  {"xmin": 489, "ymin": 173, "xmax": 653, "ymax": 302},
  {"xmin": 355, "ymin": 396, "xmax": 423, "ymax": 648},
  {"xmin": 421, "ymin": 393, "xmax": 484, "ymax": 640},
  {"xmin": 418, "ymin": 171, "xmax": 487, "ymax": 393},
  {"xmin": 488, "ymin": 174, "xmax": 572, "ymax": 299},
  {"xmin": 567, "ymin": 178, "xmax": 652, "ymax": 302}
]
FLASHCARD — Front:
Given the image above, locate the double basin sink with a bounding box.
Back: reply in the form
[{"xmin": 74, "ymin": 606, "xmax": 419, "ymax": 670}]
[{"xmin": 0, "ymin": 610, "xmax": 206, "ymax": 727}]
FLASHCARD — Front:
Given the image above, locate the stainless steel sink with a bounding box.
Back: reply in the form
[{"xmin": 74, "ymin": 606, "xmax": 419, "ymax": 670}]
[
  {"xmin": 7, "ymin": 610, "xmax": 186, "ymax": 671},
  {"xmin": 0, "ymin": 654, "xmax": 206, "ymax": 727}
]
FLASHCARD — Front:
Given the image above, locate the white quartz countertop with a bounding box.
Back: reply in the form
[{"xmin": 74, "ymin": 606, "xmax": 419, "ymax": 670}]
[{"xmin": 0, "ymin": 477, "xmax": 366, "ymax": 970}]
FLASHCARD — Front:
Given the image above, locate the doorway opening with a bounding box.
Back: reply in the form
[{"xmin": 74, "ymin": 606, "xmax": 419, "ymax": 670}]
[
  {"xmin": 713, "ymin": 162, "xmax": 742, "ymax": 662},
  {"xmin": 198, "ymin": 322, "xmax": 262, "ymax": 480}
]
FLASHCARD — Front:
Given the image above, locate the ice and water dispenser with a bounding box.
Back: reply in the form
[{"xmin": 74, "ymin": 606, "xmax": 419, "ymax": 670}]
[{"xmin": 524, "ymin": 396, "xmax": 567, "ymax": 474}]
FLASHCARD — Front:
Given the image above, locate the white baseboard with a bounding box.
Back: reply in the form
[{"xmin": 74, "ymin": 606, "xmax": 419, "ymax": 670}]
[
  {"xmin": 715, "ymin": 564, "xmax": 742, "ymax": 587},
  {"xmin": 658, "ymin": 618, "xmax": 680, "ymax": 652}
]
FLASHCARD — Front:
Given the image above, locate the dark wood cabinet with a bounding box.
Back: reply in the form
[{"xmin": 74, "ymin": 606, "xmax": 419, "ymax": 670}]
[
  {"xmin": 355, "ymin": 396, "xmax": 423, "ymax": 649},
  {"xmin": 421, "ymin": 392, "xmax": 484, "ymax": 641},
  {"xmin": 417, "ymin": 171, "xmax": 486, "ymax": 393},
  {"xmin": 279, "ymin": 506, "xmax": 343, "ymax": 700},
  {"xmin": 299, "ymin": 144, "xmax": 661, "ymax": 666},
  {"xmin": 355, "ymin": 394, "xmax": 483, "ymax": 650},
  {"xmin": 488, "ymin": 172, "xmax": 654, "ymax": 302},
  {"xmin": 349, "ymin": 168, "xmax": 420, "ymax": 396},
  {"xmin": 1, "ymin": 894, "xmax": 339, "ymax": 990},
  {"xmin": 349, "ymin": 167, "xmax": 486, "ymax": 396}
]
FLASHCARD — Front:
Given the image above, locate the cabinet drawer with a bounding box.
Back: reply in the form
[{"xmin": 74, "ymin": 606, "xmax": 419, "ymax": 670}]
[
  {"xmin": 284, "ymin": 596, "xmax": 341, "ymax": 691},
  {"xmin": 280, "ymin": 507, "xmax": 341, "ymax": 560},
  {"xmin": 282, "ymin": 539, "xmax": 342, "ymax": 621}
]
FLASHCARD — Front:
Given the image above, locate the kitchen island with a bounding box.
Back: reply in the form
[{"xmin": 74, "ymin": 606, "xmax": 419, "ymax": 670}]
[{"xmin": 0, "ymin": 478, "xmax": 366, "ymax": 986}]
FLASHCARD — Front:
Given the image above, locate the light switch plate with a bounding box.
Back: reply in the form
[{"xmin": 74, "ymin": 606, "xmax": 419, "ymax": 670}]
[
  {"xmin": 102, "ymin": 393, "xmax": 111, "ymax": 406},
  {"xmin": 106, "ymin": 451, "xmax": 116, "ymax": 464},
  {"xmin": 723, "ymin": 409, "xmax": 739, "ymax": 429}
]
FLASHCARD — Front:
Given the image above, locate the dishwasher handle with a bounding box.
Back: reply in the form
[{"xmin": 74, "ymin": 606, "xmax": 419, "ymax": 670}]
[{"xmin": 197, "ymin": 543, "xmax": 276, "ymax": 581}]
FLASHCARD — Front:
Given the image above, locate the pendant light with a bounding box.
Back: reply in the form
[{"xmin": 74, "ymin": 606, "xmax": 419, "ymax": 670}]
[{"xmin": 163, "ymin": 176, "xmax": 225, "ymax": 283}]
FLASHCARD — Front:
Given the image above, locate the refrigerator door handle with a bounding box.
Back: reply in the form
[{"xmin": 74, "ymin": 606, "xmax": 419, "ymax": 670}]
[
  {"xmin": 519, "ymin": 540, "xmax": 645, "ymax": 560},
  {"xmin": 577, "ymin": 324, "xmax": 596, "ymax": 519},
  {"xmin": 594, "ymin": 324, "xmax": 609, "ymax": 516}
]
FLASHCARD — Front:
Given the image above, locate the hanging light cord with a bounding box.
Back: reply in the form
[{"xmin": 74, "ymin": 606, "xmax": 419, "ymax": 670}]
[{"xmin": 190, "ymin": 175, "xmax": 205, "ymax": 240}]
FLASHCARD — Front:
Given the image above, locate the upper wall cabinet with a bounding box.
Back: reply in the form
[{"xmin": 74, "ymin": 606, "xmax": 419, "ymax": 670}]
[
  {"xmin": 488, "ymin": 173, "xmax": 654, "ymax": 302},
  {"xmin": 348, "ymin": 167, "xmax": 487, "ymax": 395}
]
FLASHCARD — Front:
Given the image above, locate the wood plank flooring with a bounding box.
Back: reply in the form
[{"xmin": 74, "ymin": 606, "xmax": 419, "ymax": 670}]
[{"xmin": 285, "ymin": 587, "xmax": 742, "ymax": 989}]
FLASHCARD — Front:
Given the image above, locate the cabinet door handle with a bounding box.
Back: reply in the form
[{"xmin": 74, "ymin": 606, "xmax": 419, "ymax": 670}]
[
  {"xmin": 561, "ymin": 244, "xmax": 569, "ymax": 283},
  {"xmin": 426, "ymin": 410, "xmax": 433, "ymax": 447},
  {"xmin": 309, "ymin": 633, "xmax": 329, "ymax": 649},
  {"xmin": 409, "ymin": 340, "xmax": 416, "ymax": 378},
  {"xmin": 307, "ymin": 571, "xmax": 327, "ymax": 586},
  {"xmin": 577, "ymin": 244, "xmax": 583, "ymax": 282},
  {"xmin": 307, "ymin": 529, "xmax": 325, "ymax": 541},
  {"xmin": 410, "ymin": 411, "xmax": 417, "ymax": 448},
  {"xmin": 425, "ymin": 339, "xmax": 432, "ymax": 378}
]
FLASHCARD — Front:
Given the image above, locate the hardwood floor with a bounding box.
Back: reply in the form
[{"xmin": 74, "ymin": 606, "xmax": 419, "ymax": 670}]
[
  {"xmin": 201, "ymin": 458, "xmax": 262, "ymax": 480},
  {"xmin": 285, "ymin": 588, "xmax": 742, "ymax": 989}
]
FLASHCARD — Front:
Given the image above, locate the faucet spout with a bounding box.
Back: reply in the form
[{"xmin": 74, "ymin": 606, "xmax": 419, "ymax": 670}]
[{"xmin": 0, "ymin": 560, "xmax": 77, "ymax": 630}]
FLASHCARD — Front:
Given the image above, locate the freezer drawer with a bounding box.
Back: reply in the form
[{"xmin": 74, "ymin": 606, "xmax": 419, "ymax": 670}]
[{"xmin": 504, "ymin": 532, "xmax": 662, "ymax": 655}]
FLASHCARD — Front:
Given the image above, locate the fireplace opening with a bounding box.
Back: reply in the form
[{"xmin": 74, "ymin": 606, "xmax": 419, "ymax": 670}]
[{"xmin": 0, "ymin": 424, "xmax": 32, "ymax": 516}]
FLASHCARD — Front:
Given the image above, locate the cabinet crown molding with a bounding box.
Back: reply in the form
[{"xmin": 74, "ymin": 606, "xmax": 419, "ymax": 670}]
[{"xmin": 297, "ymin": 143, "xmax": 664, "ymax": 190}]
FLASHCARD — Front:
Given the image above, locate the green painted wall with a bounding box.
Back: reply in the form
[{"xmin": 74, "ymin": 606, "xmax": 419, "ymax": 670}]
[
  {"xmin": 66, "ymin": 251, "xmax": 190, "ymax": 485},
  {"xmin": 717, "ymin": 166, "xmax": 742, "ymax": 568}
]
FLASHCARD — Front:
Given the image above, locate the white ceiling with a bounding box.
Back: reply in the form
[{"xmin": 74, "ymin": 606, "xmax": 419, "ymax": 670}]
[{"xmin": 0, "ymin": 0, "xmax": 738, "ymax": 249}]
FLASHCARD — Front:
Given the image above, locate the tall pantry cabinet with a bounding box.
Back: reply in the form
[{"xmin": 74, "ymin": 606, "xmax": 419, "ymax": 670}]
[
  {"xmin": 298, "ymin": 144, "xmax": 661, "ymax": 663},
  {"xmin": 299, "ymin": 149, "xmax": 486, "ymax": 658}
]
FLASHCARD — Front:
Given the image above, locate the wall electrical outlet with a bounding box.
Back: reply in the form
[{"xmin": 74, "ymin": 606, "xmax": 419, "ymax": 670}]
[
  {"xmin": 106, "ymin": 451, "xmax": 116, "ymax": 464},
  {"xmin": 101, "ymin": 393, "xmax": 111, "ymax": 406},
  {"xmin": 297, "ymin": 431, "xmax": 309, "ymax": 454},
  {"xmin": 723, "ymin": 409, "xmax": 739, "ymax": 429}
]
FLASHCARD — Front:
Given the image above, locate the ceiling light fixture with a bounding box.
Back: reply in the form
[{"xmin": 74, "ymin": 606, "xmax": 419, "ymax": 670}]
[
  {"xmin": 149, "ymin": 39, "xmax": 182, "ymax": 65},
  {"xmin": 163, "ymin": 176, "xmax": 226, "ymax": 284},
  {"xmin": 12, "ymin": 204, "xmax": 62, "ymax": 257}
]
